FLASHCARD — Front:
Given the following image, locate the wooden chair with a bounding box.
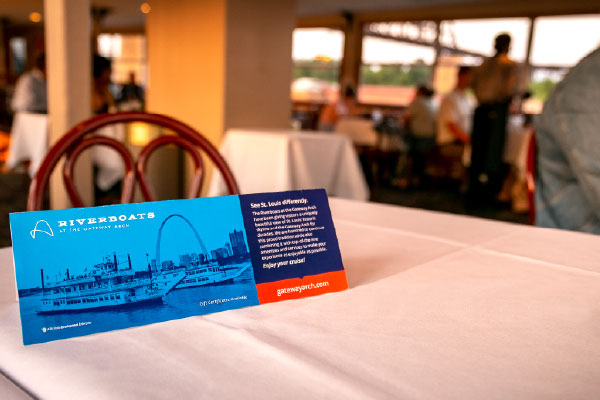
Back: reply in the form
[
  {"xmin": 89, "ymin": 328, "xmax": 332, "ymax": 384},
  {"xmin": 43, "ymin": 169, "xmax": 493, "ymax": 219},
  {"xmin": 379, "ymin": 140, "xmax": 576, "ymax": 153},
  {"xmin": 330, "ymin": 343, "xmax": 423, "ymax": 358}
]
[
  {"xmin": 27, "ymin": 111, "xmax": 239, "ymax": 211},
  {"xmin": 525, "ymin": 132, "xmax": 537, "ymax": 225}
]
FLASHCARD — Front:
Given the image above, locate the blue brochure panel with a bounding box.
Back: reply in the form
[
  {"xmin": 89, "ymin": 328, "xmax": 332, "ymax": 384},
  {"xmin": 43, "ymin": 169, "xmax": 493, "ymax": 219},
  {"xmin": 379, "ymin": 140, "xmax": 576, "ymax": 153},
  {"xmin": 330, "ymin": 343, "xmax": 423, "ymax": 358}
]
[{"xmin": 10, "ymin": 189, "xmax": 347, "ymax": 345}]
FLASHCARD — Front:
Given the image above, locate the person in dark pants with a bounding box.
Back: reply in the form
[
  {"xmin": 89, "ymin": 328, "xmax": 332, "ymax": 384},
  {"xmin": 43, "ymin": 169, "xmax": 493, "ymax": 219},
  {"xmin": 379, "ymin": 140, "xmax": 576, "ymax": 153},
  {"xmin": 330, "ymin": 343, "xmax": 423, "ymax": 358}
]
[
  {"xmin": 469, "ymin": 99, "xmax": 510, "ymax": 199},
  {"xmin": 468, "ymin": 33, "xmax": 520, "ymax": 206}
]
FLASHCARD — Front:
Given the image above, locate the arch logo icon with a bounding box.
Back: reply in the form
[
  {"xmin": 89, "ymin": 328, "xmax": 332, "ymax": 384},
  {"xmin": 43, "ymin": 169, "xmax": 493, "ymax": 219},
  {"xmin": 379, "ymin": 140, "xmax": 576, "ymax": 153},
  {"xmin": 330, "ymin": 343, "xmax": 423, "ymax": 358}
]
[{"xmin": 30, "ymin": 220, "xmax": 54, "ymax": 239}]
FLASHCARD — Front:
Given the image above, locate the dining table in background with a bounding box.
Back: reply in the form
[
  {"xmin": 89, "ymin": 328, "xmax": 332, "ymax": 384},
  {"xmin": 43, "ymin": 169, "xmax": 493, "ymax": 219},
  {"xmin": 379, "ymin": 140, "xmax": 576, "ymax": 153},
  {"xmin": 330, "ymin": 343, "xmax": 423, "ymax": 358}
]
[
  {"xmin": 1, "ymin": 199, "xmax": 600, "ymax": 399},
  {"xmin": 5, "ymin": 113, "xmax": 49, "ymax": 177},
  {"xmin": 504, "ymin": 114, "xmax": 533, "ymax": 179},
  {"xmin": 497, "ymin": 114, "xmax": 535, "ymax": 211},
  {"xmin": 334, "ymin": 117, "xmax": 379, "ymax": 147},
  {"xmin": 207, "ymin": 129, "xmax": 369, "ymax": 201}
]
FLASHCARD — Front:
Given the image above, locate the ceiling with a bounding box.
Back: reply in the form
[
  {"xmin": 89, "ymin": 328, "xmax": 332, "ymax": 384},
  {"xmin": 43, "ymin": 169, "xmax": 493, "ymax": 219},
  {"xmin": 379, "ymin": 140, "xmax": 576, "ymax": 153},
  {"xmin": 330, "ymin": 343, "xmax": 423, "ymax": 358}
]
[
  {"xmin": 1, "ymin": 0, "xmax": 598, "ymax": 28},
  {"xmin": 296, "ymin": 0, "xmax": 487, "ymax": 16},
  {"xmin": 0, "ymin": 0, "xmax": 145, "ymax": 28}
]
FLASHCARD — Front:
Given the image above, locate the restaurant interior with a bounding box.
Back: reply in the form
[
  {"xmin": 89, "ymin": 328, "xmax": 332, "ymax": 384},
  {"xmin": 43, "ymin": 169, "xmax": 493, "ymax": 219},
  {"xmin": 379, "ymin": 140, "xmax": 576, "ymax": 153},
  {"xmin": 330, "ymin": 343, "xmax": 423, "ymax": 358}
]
[
  {"xmin": 0, "ymin": 0, "xmax": 599, "ymax": 399},
  {"xmin": 0, "ymin": 1, "xmax": 599, "ymax": 241}
]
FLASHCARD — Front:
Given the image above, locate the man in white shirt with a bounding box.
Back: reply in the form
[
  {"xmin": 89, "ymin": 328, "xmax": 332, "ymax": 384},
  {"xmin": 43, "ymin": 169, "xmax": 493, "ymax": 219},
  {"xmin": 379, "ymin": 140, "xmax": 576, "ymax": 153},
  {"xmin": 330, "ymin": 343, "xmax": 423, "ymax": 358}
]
[
  {"xmin": 11, "ymin": 53, "xmax": 47, "ymax": 114},
  {"xmin": 437, "ymin": 66, "xmax": 473, "ymax": 147},
  {"xmin": 436, "ymin": 66, "xmax": 473, "ymax": 181},
  {"xmin": 405, "ymin": 85, "xmax": 437, "ymax": 186}
]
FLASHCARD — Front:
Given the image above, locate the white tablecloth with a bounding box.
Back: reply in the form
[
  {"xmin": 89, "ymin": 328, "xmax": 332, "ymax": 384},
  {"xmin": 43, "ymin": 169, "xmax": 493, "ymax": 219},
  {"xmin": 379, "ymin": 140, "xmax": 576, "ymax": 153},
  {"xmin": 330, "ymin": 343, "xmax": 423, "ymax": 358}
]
[
  {"xmin": 504, "ymin": 115, "xmax": 533, "ymax": 179},
  {"xmin": 5, "ymin": 113, "xmax": 48, "ymax": 177},
  {"xmin": 1, "ymin": 200, "xmax": 600, "ymax": 399},
  {"xmin": 334, "ymin": 117, "xmax": 378, "ymax": 147},
  {"xmin": 207, "ymin": 129, "xmax": 369, "ymax": 201}
]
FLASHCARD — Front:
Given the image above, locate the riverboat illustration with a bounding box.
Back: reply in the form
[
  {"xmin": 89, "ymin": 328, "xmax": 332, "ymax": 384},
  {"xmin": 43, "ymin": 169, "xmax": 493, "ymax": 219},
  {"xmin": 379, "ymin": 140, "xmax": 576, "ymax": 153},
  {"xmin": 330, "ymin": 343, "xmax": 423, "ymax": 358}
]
[
  {"xmin": 153, "ymin": 215, "xmax": 253, "ymax": 290},
  {"xmin": 37, "ymin": 253, "xmax": 185, "ymax": 314},
  {"xmin": 175, "ymin": 261, "xmax": 252, "ymax": 289}
]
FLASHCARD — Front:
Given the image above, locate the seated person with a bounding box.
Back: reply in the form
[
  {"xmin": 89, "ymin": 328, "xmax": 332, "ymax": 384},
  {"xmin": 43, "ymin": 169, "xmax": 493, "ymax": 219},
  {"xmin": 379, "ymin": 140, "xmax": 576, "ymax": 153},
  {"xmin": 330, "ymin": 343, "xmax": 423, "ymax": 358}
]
[
  {"xmin": 436, "ymin": 66, "xmax": 473, "ymax": 179},
  {"xmin": 535, "ymin": 47, "xmax": 600, "ymax": 233},
  {"xmin": 11, "ymin": 53, "xmax": 47, "ymax": 114},
  {"xmin": 404, "ymin": 85, "xmax": 437, "ymax": 185},
  {"xmin": 319, "ymin": 86, "xmax": 360, "ymax": 131}
]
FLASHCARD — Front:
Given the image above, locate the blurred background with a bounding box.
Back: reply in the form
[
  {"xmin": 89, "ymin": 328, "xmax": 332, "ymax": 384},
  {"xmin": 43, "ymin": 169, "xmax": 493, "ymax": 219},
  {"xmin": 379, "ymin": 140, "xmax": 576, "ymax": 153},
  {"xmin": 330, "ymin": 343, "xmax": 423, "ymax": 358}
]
[{"xmin": 0, "ymin": 0, "xmax": 599, "ymax": 246}]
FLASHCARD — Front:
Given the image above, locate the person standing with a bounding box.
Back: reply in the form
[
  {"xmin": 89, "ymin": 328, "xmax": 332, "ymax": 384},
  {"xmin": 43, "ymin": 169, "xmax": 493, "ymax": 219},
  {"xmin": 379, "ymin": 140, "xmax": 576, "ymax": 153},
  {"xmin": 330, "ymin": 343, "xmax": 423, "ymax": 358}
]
[
  {"xmin": 468, "ymin": 33, "xmax": 519, "ymax": 205},
  {"xmin": 91, "ymin": 55, "xmax": 122, "ymax": 205},
  {"xmin": 11, "ymin": 53, "xmax": 47, "ymax": 114},
  {"xmin": 92, "ymin": 55, "xmax": 115, "ymax": 115}
]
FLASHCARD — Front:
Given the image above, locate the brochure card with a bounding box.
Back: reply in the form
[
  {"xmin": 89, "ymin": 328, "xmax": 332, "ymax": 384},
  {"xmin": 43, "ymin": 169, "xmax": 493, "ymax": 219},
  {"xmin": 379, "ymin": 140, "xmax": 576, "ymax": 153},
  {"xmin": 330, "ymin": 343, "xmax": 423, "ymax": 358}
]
[{"xmin": 10, "ymin": 189, "xmax": 347, "ymax": 345}]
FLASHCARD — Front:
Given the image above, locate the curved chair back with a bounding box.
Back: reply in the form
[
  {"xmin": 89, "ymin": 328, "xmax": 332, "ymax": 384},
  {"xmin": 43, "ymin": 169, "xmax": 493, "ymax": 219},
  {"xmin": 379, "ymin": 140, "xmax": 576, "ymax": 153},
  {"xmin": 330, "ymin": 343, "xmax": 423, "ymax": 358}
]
[{"xmin": 28, "ymin": 111, "xmax": 239, "ymax": 211}]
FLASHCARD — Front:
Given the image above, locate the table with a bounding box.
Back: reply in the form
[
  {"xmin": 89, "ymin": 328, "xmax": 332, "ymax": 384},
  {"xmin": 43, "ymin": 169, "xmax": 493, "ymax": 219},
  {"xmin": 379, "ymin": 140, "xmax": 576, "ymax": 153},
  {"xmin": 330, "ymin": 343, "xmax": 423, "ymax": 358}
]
[
  {"xmin": 2, "ymin": 200, "xmax": 600, "ymax": 399},
  {"xmin": 334, "ymin": 117, "xmax": 378, "ymax": 147},
  {"xmin": 504, "ymin": 115, "xmax": 533, "ymax": 179},
  {"xmin": 498, "ymin": 115, "xmax": 534, "ymax": 211},
  {"xmin": 5, "ymin": 113, "xmax": 48, "ymax": 177},
  {"xmin": 207, "ymin": 129, "xmax": 369, "ymax": 201}
]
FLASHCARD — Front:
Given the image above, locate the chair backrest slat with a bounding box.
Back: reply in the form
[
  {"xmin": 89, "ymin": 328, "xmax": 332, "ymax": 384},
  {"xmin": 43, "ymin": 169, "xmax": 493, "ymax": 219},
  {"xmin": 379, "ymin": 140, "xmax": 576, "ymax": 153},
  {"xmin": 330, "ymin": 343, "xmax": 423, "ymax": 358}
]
[
  {"xmin": 63, "ymin": 136, "xmax": 136, "ymax": 207},
  {"xmin": 28, "ymin": 111, "xmax": 238, "ymax": 211},
  {"xmin": 136, "ymin": 135, "xmax": 205, "ymax": 202}
]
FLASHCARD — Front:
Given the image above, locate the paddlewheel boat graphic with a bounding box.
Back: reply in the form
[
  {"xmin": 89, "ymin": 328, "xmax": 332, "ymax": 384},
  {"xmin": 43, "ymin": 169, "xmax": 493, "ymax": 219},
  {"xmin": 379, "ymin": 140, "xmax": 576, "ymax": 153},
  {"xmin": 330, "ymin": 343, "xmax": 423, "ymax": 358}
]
[
  {"xmin": 37, "ymin": 253, "xmax": 185, "ymax": 314},
  {"xmin": 37, "ymin": 214, "xmax": 252, "ymax": 313},
  {"xmin": 174, "ymin": 261, "xmax": 251, "ymax": 289}
]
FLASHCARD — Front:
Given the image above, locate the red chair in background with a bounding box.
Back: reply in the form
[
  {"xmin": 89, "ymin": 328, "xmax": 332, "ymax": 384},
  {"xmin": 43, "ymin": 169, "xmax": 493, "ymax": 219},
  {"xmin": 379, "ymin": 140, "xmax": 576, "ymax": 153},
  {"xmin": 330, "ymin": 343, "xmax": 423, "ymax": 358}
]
[
  {"xmin": 27, "ymin": 111, "xmax": 239, "ymax": 211},
  {"xmin": 525, "ymin": 132, "xmax": 537, "ymax": 225}
]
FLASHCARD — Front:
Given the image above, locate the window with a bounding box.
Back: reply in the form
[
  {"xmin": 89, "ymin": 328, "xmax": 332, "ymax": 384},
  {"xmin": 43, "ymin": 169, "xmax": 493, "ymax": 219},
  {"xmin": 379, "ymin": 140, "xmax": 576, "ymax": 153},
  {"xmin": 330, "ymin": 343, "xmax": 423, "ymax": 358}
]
[
  {"xmin": 524, "ymin": 15, "xmax": 600, "ymax": 113},
  {"xmin": 530, "ymin": 15, "xmax": 600, "ymax": 67},
  {"xmin": 98, "ymin": 34, "xmax": 147, "ymax": 87},
  {"xmin": 9, "ymin": 37, "xmax": 27, "ymax": 76},
  {"xmin": 359, "ymin": 19, "xmax": 531, "ymax": 105},
  {"xmin": 435, "ymin": 18, "xmax": 531, "ymax": 97},
  {"xmin": 439, "ymin": 18, "xmax": 530, "ymax": 63},
  {"xmin": 360, "ymin": 22, "xmax": 436, "ymax": 105},
  {"xmin": 291, "ymin": 28, "xmax": 344, "ymax": 102}
]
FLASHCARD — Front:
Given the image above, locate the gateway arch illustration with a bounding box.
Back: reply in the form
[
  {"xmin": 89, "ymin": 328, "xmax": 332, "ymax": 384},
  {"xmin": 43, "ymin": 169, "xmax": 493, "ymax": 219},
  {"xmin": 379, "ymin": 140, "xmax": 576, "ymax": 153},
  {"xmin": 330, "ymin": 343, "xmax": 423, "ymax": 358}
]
[{"xmin": 155, "ymin": 214, "xmax": 209, "ymax": 268}]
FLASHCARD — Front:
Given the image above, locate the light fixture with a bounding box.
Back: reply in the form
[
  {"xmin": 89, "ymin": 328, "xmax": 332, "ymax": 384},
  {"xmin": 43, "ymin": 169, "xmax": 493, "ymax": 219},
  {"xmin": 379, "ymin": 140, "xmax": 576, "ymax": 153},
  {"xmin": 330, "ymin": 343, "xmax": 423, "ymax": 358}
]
[
  {"xmin": 129, "ymin": 122, "xmax": 153, "ymax": 147},
  {"xmin": 140, "ymin": 3, "xmax": 151, "ymax": 14},
  {"xmin": 29, "ymin": 12, "xmax": 42, "ymax": 23}
]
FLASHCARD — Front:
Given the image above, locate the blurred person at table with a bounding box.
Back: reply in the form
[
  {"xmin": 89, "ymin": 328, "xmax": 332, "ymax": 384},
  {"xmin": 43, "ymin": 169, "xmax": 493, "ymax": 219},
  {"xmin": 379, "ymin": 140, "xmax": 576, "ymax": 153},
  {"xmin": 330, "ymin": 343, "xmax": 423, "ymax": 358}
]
[
  {"xmin": 11, "ymin": 53, "xmax": 47, "ymax": 114},
  {"xmin": 404, "ymin": 85, "xmax": 437, "ymax": 187},
  {"xmin": 92, "ymin": 54, "xmax": 123, "ymax": 205},
  {"xmin": 535, "ymin": 47, "xmax": 600, "ymax": 234},
  {"xmin": 118, "ymin": 71, "xmax": 144, "ymax": 111},
  {"xmin": 318, "ymin": 86, "xmax": 360, "ymax": 131},
  {"xmin": 436, "ymin": 66, "xmax": 473, "ymax": 183},
  {"xmin": 468, "ymin": 33, "xmax": 520, "ymax": 206},
  {"xmin": 92, "ymin": 55, "xmax": 115, "ymax": 115}
]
